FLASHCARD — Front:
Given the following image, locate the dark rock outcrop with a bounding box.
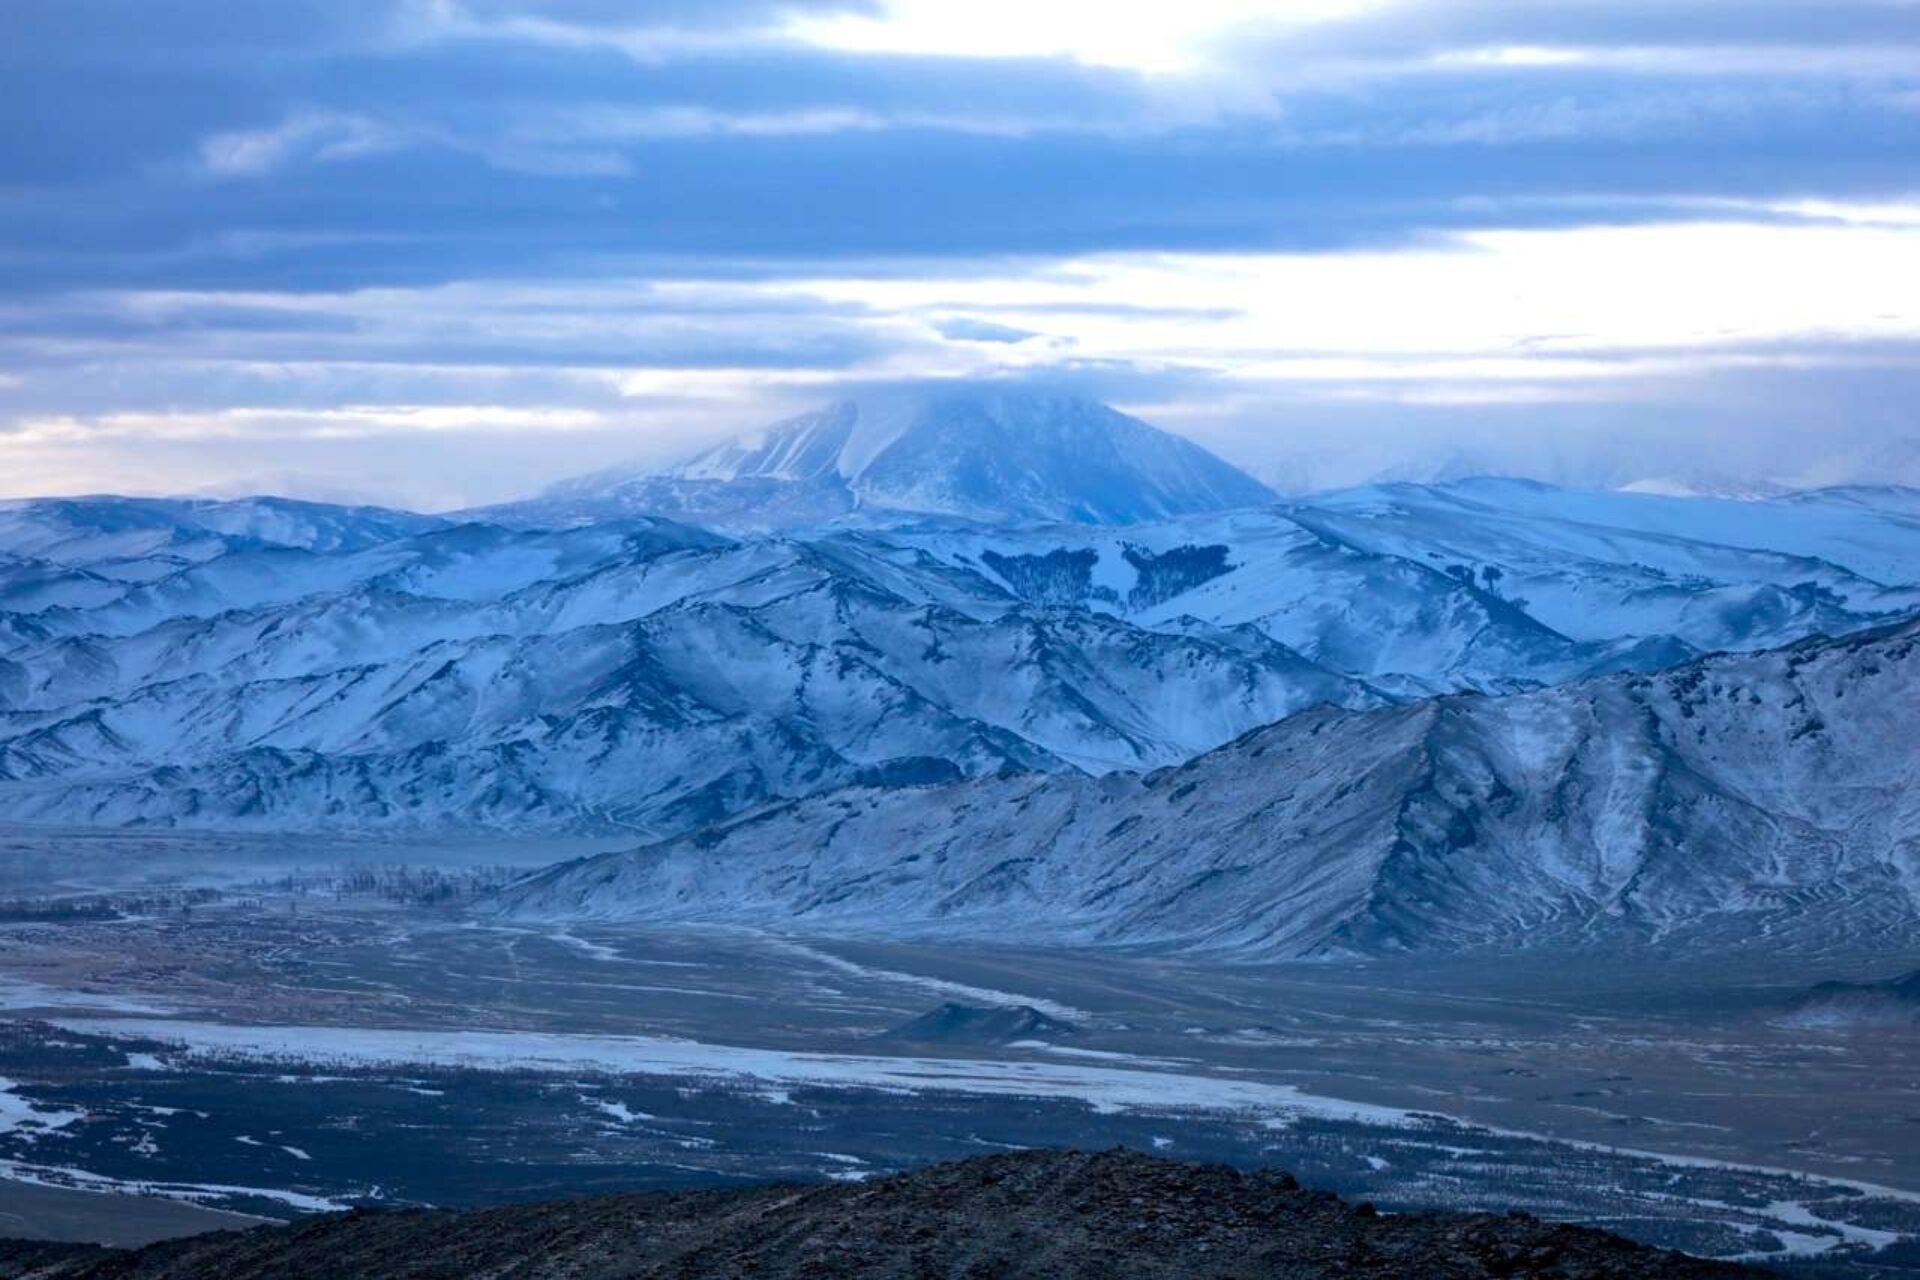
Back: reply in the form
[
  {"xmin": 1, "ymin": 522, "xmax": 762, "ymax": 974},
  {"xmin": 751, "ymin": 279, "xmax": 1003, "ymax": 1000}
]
[
  {"xmin": 0, "ymin": 1149, "xmax": 1770, "ymax": 1279},
  {"xmin": 880, "ymin": 1002, "xmax": 1078, "ymax": 1044}
]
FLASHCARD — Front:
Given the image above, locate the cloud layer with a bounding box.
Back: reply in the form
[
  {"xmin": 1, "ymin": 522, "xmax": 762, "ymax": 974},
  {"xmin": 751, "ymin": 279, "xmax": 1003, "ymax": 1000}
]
[{"xmin": 2, "ymin": 0, "xmax": 1917, "ymax": 504}]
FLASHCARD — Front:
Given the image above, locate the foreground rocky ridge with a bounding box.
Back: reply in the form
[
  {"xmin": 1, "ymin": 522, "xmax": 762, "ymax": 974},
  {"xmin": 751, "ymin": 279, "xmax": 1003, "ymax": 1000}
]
[{"xmin": 0, "ymin": 1150, "xmax": 1767, "ymax": 1279}]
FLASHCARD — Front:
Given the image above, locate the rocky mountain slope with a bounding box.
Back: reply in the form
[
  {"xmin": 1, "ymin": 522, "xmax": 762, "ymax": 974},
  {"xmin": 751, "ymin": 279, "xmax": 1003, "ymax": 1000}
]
[
  {"xmin": 479, "ymin": 387, "xmax": 1278, "ymax": 531},
  {"xmin": 0, "ymin": 1149, "xmax": 1765, "ymax": 1279},
  {"xmin": 500, "ymin": 618, "xmax": 1920, "ymax": 958}
]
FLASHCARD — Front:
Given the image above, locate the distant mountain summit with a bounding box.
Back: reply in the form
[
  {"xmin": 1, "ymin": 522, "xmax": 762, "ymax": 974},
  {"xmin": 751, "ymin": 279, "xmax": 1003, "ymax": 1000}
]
[{"xmin": 484, "ymin": 387, "xmax": 1277, "ymax": 531}]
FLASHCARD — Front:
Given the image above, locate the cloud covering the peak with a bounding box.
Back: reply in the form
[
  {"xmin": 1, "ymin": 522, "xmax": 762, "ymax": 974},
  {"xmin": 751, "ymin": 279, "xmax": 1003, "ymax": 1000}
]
[{"xmin": 1, "ymin": 0, "xmax": 1917, "ymax": 505}]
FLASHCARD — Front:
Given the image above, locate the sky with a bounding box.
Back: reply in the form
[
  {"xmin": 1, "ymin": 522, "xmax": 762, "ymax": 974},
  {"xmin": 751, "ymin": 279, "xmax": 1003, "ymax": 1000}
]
[{"xmin": 2, "ymin": 0, "xmax": 1918, "ymax": 508}]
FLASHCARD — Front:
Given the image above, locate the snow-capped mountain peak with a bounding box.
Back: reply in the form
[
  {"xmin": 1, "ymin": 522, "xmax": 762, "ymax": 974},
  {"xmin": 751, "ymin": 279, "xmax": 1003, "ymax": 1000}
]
[
  {"xmin": 669, "ymin": 399, "xmax": 899, "ymax": 486},
  {"xmin": 487, "ymin": 386, "xmax": 1278, "ymax": 532}
]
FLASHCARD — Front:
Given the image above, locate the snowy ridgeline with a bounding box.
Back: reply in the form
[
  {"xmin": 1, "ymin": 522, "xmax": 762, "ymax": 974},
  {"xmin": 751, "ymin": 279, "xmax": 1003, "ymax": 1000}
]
[
  {"xmin": 0, "ymin": 389, "xmax": 1917, "ymax": 849},
  {"xmin": 498, "ymin": 618, "xmax": 1920, "ymax": 959}
]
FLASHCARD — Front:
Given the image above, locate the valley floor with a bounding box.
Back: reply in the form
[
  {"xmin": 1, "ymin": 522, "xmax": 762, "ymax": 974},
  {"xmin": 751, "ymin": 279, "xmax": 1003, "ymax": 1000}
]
[{"xmin": 0, "ymin": 832, "xmax": 1915, "ymax": 1272}]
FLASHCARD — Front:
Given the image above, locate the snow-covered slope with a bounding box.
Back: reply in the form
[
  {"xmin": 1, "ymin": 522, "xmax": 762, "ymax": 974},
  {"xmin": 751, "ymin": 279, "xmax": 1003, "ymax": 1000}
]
[
  {"xmin": 499, "ymin": 619, "xmax": 1920, "ymax": 958},
  {"xmin": 0, "ymin": 496, "xmax": 444, "ymax": 566},
  {"xmin": 479, "ymin": 388, "xmax": 1277, "ymax": 531},
  {"xmin": 891, "ymin": 513, "xmax": 1602, "ymax": 697},
  {"xmin": 891, "ymin": 483, "xmax": 1920, "ymax": 694},
  {"xmin": 1283, "ymin": 478, "xmax": 1920, "ymax": 658},
  {"xmin": 0, "ymin": 517, "xmax": 1374, "ymax": 834},
  {"xmin": 1775, "ymin": 485, "xmax": 1920, "ymax": 522},
  {"xmin": 0, "ymin": 496, "xmax": 451, "ymax": 615},
  {"xmin": 1309, "ymin": 478, "xmax": 1920, "ymax": 586},
  {"xmin": 3, "ymin": 478, "xmax": 1917, "ymax": 838},
  {"xmin": 2, "ymin": 518, "xmax": 727, "ymax": 636}
]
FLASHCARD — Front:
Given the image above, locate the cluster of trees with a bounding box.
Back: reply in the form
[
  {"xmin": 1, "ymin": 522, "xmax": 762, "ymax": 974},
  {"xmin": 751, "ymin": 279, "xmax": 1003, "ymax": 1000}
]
[
  {"xmin": 263, "ymin": 864, "xmax": 525, "ymax": 906},
  {"xmin": 0, "ymin": 887, "xmax": 222, "ymax": 923}
]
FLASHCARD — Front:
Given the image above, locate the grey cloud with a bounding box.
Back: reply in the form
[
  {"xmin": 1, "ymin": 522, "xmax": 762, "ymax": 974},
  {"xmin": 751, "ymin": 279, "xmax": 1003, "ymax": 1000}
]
[
  {"xmin": 1262, "ymin": 0, "xmax": 1920, "ymax": 61},
  {"xmin": 932, "ymin": 318, "xmax": 1039, "ymax": 343},
  {"xmin": 447, "ymin": 0, "xmax": 877, "ymax": 29},
  {"xmin": 1, "ymin": 0, "xmax": 1915, "ymax": 505}
]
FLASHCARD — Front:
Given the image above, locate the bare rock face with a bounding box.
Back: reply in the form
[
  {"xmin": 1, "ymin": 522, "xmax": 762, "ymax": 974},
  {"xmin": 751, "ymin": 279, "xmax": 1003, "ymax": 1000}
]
[{"xmin": 0, "ymin": 1150, "xmax": 1768, "ymax": 1280}]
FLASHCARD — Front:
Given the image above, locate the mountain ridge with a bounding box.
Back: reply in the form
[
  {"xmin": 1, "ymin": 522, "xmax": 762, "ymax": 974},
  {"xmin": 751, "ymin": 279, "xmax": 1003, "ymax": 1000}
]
[
  {"xmin": 0, "ymin": 525, "xmax": 1377, "ymax": 834},
  {"xmin": 497, "ymin": 616, "xmax": 1920, "ymax": 958},
  {"xmin": 2, "ymin": 477, "xmax": 1917, "ymax": 839}
]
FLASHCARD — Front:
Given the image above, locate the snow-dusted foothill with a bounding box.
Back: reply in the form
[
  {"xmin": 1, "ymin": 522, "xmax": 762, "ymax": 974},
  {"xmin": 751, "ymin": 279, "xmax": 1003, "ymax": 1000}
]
[
  {"xmin": 894, "ymin": 478, "xmax": 1920, "ymax": 694},
  {"xmin": 499, "ymin": 619, "xmax": 1920, "ymax": 958},
  {"xmin": 0, "ymin": 513, "xmax": 1372, "ymax": 833},
  {"xmin": 2, "ymin": 391, "xmax": 1918, "ymax": 841}
]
